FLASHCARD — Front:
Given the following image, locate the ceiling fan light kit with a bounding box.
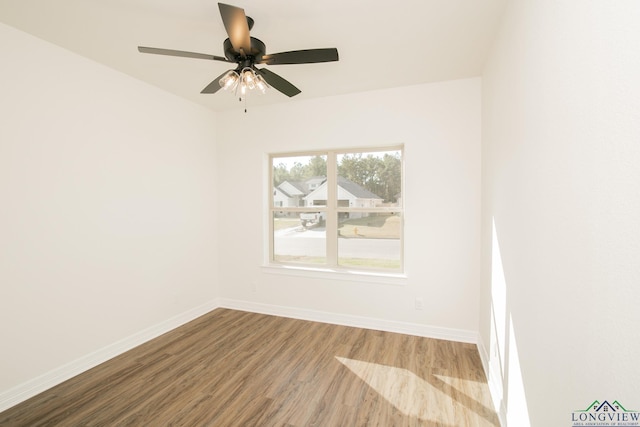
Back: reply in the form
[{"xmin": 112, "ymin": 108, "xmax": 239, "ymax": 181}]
[
  {"xmin": 218, "ymin": 68, "xmax": 268, "ymax": 96},
  {"xmin": 137, "ymin": 2, "xmax": 339, "ymax": 110}
]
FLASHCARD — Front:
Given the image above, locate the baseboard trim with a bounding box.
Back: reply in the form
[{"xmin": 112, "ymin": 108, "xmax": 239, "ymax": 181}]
[
  {"xmin": 1, "ymin": 298, "xmax": 480, "ymax": 414},
  {"xmin": 218, "ymin": 298, "xmax": 478, "ymax": 343},
  {"xmin": 0, "ymin": 299, "xmax": 220, "ymax": 413}
]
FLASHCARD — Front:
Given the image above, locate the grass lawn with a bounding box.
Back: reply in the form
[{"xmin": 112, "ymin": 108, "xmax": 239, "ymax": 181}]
[
  {"xmin": 338, "ymin": 214, "xmax": 400, "ymax": 239},
  {"xmin": 273, "ymin": 217, "xmax": 301, "ymax": 231}
]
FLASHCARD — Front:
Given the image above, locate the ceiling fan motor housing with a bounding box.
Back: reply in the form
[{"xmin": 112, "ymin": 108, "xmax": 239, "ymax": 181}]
[{"xmin": 223, "ymin": 37, "xmax": 265, "ymax": 63}]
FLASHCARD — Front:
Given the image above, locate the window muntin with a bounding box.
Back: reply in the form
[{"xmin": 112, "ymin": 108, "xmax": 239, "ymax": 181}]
[{"xmin": 269, "ymin": 147, "xmax": 403, "ymax": 272}]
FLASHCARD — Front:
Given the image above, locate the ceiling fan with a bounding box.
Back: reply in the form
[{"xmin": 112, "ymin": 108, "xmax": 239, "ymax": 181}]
[{"xmin": 138, "ymin": 2, "xmax": 339, "ymax": 99}]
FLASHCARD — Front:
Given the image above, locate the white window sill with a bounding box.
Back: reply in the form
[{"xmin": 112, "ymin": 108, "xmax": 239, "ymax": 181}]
[{"xmin": 262, "ymin": 264, "xmax": 407, "ymax": 286}]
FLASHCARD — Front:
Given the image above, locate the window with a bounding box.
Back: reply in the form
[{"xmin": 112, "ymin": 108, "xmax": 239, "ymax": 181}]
[{"xmin": 269, "ymin": 147, "xmax": 403, "ymax": 272}]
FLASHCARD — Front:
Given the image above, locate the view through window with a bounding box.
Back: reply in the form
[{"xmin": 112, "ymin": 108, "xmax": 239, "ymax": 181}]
[{"xmin": 270, "ymin": 147, "xmax": 403, "ymax": 272}]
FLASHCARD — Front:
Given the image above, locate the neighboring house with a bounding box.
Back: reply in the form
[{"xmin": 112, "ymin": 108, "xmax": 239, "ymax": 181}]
[
  {"xmin": 304, "ymin": 176, "xmax": 383, "ymax": 218},
  {"xmin": 274, "ymin": 180, "xmax": 312, "ymax": 217},
  {"xmin": 273, "ymin": 187, "xmax": 292, "ymax": 208},
  {"xmin": 275, "ymin": 176, "xmax": 383, "ymax": 219},
  {"xmin": 276, "ymin": 180, "xmax": 309, "ymax": 207},
  {"xmin": 304, "ymin": 176, "xmax": 326, "ymax": 192}
]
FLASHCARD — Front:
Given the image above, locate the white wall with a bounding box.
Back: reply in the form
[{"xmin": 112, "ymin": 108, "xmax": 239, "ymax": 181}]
[
  {"xmin": 0, "ymin": 23, "xmax": 219, "ymax": 404},
  {"xmin": 216, "ymin": 78, "xmax": 482, "ymax": 337},
  {"xmin": 480, "ymin": 1, "xmax": 640, "ymax": 425}
]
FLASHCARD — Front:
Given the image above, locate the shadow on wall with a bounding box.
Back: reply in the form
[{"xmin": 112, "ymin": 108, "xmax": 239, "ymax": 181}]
[{"xmin": 488, "ymin": 217, "xmax": 531, "ymax": 426}]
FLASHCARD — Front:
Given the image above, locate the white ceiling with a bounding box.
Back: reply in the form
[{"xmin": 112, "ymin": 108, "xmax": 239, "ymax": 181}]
[{"xmin": 0, "ymin": 0, "xmax": 507, "ymax": 112}]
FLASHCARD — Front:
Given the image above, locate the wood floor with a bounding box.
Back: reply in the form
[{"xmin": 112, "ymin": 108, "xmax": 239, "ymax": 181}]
[{"xmin": 0, "ymin": 309, "xmax": 499, "ymax": 426}]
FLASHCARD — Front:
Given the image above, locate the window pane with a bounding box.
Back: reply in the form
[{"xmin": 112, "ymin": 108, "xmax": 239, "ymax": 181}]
[
  {"xmin": 270, "ymin": 148, "xmax": 403, "ymax": 273},
  {"xmin": 338, "ymin": 212, "xmax": 401, "ymax": 270},
  {"xmin": 337, "ymin": 150, "xmax": 402, "ymax": 207},
  {"xmin": 273, "ymin": 212, "xmax": 326, "ymax": 265},
  {"xmin": 272, "ymin": 155, "xmax": 327, "ymax": 208}
]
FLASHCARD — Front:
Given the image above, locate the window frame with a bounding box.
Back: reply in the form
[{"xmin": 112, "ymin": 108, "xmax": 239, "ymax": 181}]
[{"xmin": 268, "ymin": 145, "xmax": 404, "ymax": 274}]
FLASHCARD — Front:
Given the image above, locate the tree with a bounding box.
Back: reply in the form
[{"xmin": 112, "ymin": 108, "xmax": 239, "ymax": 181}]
[
  {"xmin": 378, "ymin": 153, "xmax": 402, "ymax": 203},
  {"xmin": 273, "ymin": 156, "xmax": 327, "ymax": 187},
  {"xmin": 338, "ymin": 152, "xmax": 401, "ymax": 203},
  {"xmin": 274, "ymin": 152, "xmax": 401, "ymax": 203},
  {"xmin": 273, "ymin": 162, "xmax": 291, "ymax": 187},
  {"xmin": 305, "ymin": 155, "xmax": 327, "ymax": 177}
]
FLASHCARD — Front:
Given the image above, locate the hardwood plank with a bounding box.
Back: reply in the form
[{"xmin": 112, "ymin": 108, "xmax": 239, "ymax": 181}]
[{"xmin": 0, "ymin": 309, "xmax": 499, "ymax": 426}]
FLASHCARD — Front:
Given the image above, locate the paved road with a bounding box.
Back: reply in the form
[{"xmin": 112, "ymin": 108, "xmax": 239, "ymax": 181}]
[{"xmin": 274, "ymin": 226, "xmax": 400, "ymax": 259}]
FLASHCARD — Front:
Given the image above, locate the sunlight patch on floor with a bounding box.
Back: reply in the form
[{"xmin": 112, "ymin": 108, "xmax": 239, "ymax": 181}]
[
  {"xmin": 336, "ymin": 356, "xmax": 499, "ymax": 425},
  {"xmin": 433, "ymin": 373, "xmax": 491, "ymax": 399}
]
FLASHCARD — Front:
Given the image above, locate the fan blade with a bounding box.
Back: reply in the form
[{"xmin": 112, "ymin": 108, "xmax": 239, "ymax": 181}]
[
  {"xmin": 138, "ymin": 46, "xmax": 229, "ymax": 62},
  {"xmin": 201, "ymin": 70, "xmax": 231, "ymax": 94},
  {"xmin": 255, "ymin": 68, "xmax": 301, "ymax": 97},
  {"xmin": 258, "ymin": 48, "xmax": 339, "ymax": 65},
  {"xmin": 218, "ymin": 3, "xmax": 252, "ymax": 56}
]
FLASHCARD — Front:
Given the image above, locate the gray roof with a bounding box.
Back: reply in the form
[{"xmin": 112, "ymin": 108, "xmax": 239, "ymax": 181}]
[
  {"xmin": 280, "ymin": 176, "xmax": 382, "ymax": 200},
  {"xmin": 274, "ymin": 187, "xmax": 291, "ymax": 198},
  {"xmin": 337, "ymin": 176, "xmax": 382, "ymax": 199},
  {"xmin": 305, "ymin": 176, "xmax": 327, "ymax": 185},
  {"xmin": 277, "ymin": 180, "xmax": 307, "ymax": 195}
]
